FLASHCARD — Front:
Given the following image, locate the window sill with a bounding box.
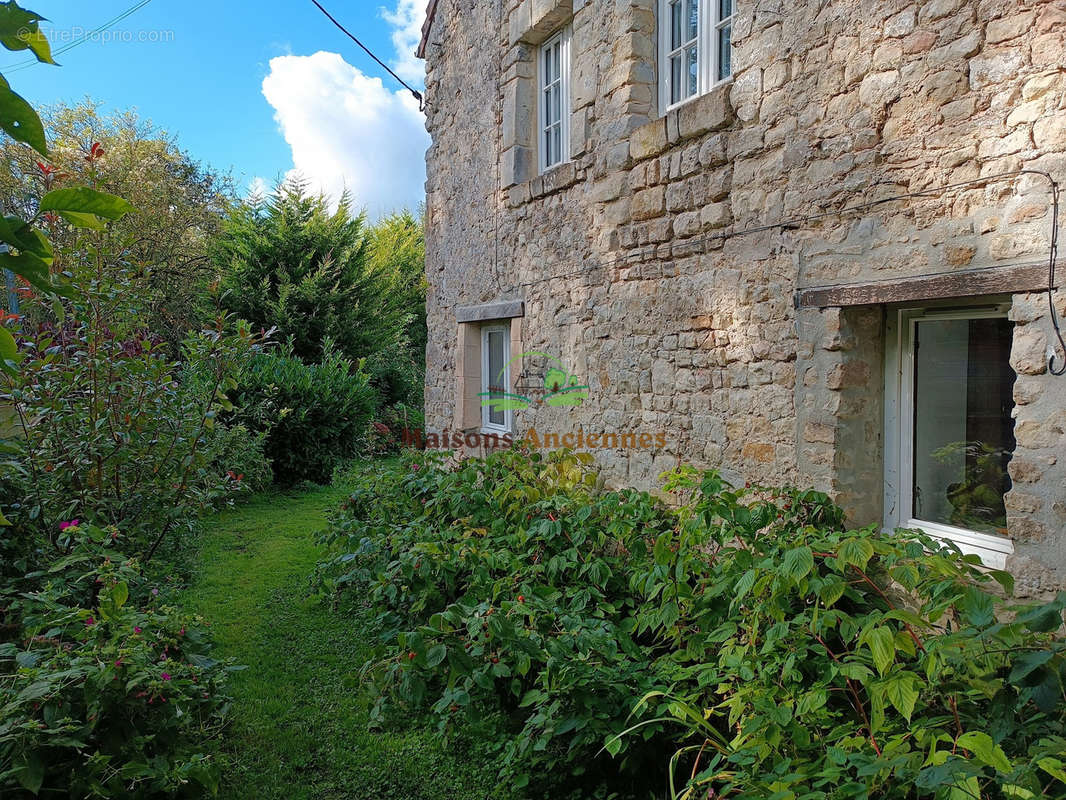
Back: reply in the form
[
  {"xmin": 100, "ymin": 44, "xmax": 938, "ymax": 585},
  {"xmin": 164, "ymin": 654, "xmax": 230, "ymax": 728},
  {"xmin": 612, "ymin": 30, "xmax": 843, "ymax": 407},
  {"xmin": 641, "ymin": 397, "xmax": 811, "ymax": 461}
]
[
  {"xmin": 899, "ymin": 519, "xmax": 1014, "ymax": 570},
  {"xmin": 507, "ymin": 158, "xmax": 584, "ymax": 208},
  {"xmin": 631, "ymin": 81, "xmax": 735, "ymax": 163}
]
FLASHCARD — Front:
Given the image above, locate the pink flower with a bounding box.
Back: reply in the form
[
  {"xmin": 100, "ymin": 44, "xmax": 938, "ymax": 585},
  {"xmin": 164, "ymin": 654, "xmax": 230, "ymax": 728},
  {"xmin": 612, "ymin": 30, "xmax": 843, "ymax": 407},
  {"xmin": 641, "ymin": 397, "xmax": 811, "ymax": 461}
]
[
  {"xmin": 161, "ymin": 673, "xmax": 171, "ymax": 681},
  {"xmin": 114, "ymin": 659, "xmax": 123, "ymax": 668},
  {"xmin": 59, "ymin": 519, "xmax": 80, "ymax": 531},
  {"xmin": 133, "ymin": 626, "xmax": 142, "ymax": 634},
  {"xmin": 84, "ymin": 616, "xmax": 96, "ymax": 627},
  {"xmin": 151, "ymin": 588, "xmax": 159, "ymax": 596}
]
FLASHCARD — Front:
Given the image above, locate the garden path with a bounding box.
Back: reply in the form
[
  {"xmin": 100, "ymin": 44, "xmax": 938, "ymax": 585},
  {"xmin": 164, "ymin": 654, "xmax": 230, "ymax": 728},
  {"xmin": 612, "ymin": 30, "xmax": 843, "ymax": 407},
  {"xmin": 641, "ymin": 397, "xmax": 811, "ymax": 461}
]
[{"xmin": 182, "ymin": 481, "xmax": 501, "ymax": 800}]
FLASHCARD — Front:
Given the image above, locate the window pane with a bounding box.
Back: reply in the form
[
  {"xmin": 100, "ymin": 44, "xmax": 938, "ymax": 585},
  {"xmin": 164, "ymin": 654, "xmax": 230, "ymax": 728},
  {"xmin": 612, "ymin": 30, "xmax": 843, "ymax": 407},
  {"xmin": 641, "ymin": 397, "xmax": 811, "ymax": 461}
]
[
  {"xmin": 687, "ymin": 44, "xmax": 699, "ymax": 96},
  {"xmin": 685, "ymin": 0, "xmax": 698, "ymax": 42},
  {"xmin": 544, "ymin": 122, "xmax": 554, "ymax": 166},
  {"xmin": 550, "ymin": 83, "xmax": 561, "ymax": 123},
  {"xmin": 543, "ymin": 45, "xmax": 553, "ymax": 83},
  {"xmin": 670, "ymin": 0, "xmax": 682, "ymax": 50},
  {"xmin": 553, "ymin": 40, "xmax": 561, "ymax": 78},
  {"xmin": 670, "ymin": 54, "xmax": 682, "ymax": 104},
  {"xmin": 911, "ymin": 317, "xmax": 1016, "ymax": 534},
  {"xmin": 717, "ymin": 23, "xmax": 731, "ymax": 79},
  {"xmin": 487, "ymin": 330, "xmax": 506, "ymax": 427},
  {"xmin": 719, "ymin": 0, "xmax": 732, "ymax": 20},
  {"xmin": 552, "ymin": 124, "xmax": 562, "ymax": 165}
]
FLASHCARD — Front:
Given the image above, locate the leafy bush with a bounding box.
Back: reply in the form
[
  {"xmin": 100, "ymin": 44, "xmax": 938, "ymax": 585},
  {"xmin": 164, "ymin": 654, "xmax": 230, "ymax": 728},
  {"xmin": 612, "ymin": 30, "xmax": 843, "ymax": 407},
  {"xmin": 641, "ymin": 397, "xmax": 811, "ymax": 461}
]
[
  {"xmin": 202, "ymin": 423, "xmax": 273, "ymax": 494},
  {"xmin": 6, "ymin": 301, "xmax": 268, "ymax": 556},
  {"xmin": 230, "ymin": 343, "xmax": 375, "ymax": 485},
  {"xmin": 0, "ymin": 522, "xmax": 233, "ymax": 797},
  {"xmin": 319, "ymin": 450, "xmax": 1066, "ymax": 800}
]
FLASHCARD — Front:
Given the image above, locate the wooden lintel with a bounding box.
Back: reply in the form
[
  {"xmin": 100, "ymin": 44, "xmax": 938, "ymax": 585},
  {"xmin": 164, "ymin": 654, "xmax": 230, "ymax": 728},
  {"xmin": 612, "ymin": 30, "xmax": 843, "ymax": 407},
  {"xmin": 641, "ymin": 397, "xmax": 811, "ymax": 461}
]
[{"xmin": 794, "ymin": 264, "xmax": 1052, "ymax": 309}]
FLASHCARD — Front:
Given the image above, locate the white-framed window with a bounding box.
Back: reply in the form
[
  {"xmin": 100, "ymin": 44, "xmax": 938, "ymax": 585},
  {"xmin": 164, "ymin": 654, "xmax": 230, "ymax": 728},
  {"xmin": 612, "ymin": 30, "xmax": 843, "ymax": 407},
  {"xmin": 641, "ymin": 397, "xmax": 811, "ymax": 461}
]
[
  {"xmin": 658, "ymin": 0, "xmax": 734, "ymax": 114},
  {"xmin": 538, "ymin": 27, "xmax": 571, "ymax": 173},
  {"xmin": 884, "ymin": 305, "xmax": 1017, "ymax": 568},
  {"xmin": 480, "ymin": 323, "xmax": 512, "ymax": 433}
]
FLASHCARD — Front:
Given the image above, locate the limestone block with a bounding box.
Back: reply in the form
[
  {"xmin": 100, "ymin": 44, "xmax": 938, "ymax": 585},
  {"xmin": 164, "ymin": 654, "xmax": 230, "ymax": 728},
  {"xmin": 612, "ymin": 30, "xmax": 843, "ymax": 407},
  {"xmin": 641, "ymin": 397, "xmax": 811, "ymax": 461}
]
[
  {"xmin": 632, "ymin": 186, "xmax": 665, "ymax": 220},
  {"xmin": 677, "ymin": 86, "xmax": 736, "ymax": 139},
  {"xmin": 630, "ymin": 119, "xmax": 667, "ymax": 161}
]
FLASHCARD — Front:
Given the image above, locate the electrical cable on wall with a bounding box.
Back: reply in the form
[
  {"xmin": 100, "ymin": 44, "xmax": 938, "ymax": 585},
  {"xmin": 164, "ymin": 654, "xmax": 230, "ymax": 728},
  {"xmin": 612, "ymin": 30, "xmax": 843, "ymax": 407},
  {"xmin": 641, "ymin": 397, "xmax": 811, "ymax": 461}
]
[{"xmin": 515, "ymin": 169, "xmax": 1065, "ymax": 375}]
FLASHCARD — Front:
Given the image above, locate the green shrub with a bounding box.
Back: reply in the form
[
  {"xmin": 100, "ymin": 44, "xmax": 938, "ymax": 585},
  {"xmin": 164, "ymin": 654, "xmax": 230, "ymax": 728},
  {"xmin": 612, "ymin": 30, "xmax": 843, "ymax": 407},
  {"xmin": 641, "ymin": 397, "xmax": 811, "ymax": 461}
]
[
  {"xmin": 319, "ymin": 450, "xmax": 1066, "ymax": 800},
  {"xmin": 231, "ymin": 343, "xmax": 375, "ymax": 485},
  {"xmin": 203, "ymin": 423, "xmax": 273, "ymax": 494},
  {"xmin": 0, "ymin": 522, "xmax": 233, "ymax": 797},
  {"xmin": 6, "ymin": 296, "xmax": 268, "ymax": 557}
]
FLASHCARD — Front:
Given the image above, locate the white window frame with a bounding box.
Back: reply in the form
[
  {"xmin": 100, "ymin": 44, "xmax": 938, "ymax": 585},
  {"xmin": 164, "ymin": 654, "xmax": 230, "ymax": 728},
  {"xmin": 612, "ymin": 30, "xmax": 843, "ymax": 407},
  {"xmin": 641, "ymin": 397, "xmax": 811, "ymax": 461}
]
[
  {"xmin": 883, "ymin": 305, "xmax": 1016, "ymax": 569},
  {"xmin": 658, "ymin": 0, "xmax": 734, "ymax": 115},
  {"xmin": 537, "ymin": 27, "xmax": 572, "ymax": 174},
  {"xmin": 480, "ymin": 323, "xmax": 512, "ymax": 434}
]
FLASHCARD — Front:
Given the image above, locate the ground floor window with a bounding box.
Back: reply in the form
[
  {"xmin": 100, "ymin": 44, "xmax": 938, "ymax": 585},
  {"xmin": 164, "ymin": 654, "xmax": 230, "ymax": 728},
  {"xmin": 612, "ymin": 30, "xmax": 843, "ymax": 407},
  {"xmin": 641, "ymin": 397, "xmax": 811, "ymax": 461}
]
[
  {"xmin": 480, "ymin": 323, "xmax": 512, "ymax": 433},
  {"xmin": 886, "ymin": 305, "xmax": 1017, "ymax": 567}
]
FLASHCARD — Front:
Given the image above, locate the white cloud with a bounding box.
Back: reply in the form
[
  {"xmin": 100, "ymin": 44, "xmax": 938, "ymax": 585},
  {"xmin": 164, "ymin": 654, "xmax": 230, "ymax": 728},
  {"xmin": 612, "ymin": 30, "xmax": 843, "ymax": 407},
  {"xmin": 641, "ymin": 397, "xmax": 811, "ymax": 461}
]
[
  {"xmin": 380, "ymin": 0, "xmax": 426, "ymax": 86},
  {"xmin": 261, "ymin": 51, "xmax": 429, "ymax": 217}
]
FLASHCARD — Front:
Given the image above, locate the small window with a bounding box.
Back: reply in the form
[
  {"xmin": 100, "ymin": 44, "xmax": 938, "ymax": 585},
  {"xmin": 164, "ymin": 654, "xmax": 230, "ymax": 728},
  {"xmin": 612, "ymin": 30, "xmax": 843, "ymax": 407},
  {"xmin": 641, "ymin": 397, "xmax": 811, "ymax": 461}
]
[
  {"xmin": 886, "ymin": 306, "xmax": 1017, "ymax": 567},
  {"xmin": 659, "ymin": 0, "xmax": 734, "ymax": 113},
  {"xmin": 538, "ymin": 28, "xmax": 571, "ymax": 173},
  {"xmin": 481, "ymin": 323, "xmax": 512, "ymax": 433}
]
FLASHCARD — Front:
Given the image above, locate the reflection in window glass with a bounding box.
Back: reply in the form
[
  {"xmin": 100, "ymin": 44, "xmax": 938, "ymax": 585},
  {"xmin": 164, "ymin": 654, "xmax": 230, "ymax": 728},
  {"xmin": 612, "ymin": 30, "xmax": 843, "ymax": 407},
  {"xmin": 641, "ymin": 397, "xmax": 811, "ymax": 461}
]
[{"xmin": 911, "ymin": 317, "xmax": 1016, "ymax": 534}]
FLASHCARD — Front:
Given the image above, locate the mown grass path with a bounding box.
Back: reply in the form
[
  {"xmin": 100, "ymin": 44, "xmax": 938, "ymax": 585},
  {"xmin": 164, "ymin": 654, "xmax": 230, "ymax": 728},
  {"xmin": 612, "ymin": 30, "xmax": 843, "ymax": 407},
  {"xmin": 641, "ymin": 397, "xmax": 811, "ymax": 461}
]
[{"xmin": 183, "ymin": 482, "xmax": 501, "ymax": 800}]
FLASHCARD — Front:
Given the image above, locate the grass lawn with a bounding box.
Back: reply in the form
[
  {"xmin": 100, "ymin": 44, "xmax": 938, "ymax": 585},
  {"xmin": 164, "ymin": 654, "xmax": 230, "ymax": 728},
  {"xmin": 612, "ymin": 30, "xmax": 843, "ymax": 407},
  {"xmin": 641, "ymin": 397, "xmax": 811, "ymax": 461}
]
[{"xmin": 182, "ymin": 477, "xmax": 509, "ymax": 800}]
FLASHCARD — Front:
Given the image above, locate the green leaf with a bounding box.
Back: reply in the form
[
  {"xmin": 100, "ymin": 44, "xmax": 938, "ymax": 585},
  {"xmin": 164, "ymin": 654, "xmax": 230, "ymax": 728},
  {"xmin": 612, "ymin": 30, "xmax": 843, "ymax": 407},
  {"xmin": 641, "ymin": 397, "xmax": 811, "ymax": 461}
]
[
  {"xmin": 956, "ymin": 731, "xmax": 1011, "ymax": 773},
  {"xmin": 864, "ymin": 626, "xmax": 895, "ymax": 676},
  {"xmin": 817, "ymin": 574, "xmax": 847, "ymax": 606},
  {"xmin": 426, "ymin": 644, "xmax": 446, "ymax": 667},
  {"xmin": 0, "ymin": 326, "xmax": 17, "ymax": 374},
  {"xmin": 838, "ymin": 537, "xmax": 874, "ymax": 571},
  {"xmin": 0, "ymin": 74, "xmax": 46, "ymax": 154},
  {"xmin": 959, "ymin": 586, "xmax": 995, "ymax": 627},
  {"xmin": 40, "ymin": 187, "xmax": 135, "ymax": 226},
  {"xmin": 17, "ymin": 752, "xmax": 44, "ymax": 794},
  {"xmin": 111, "ymin": 581, "xmax": 129, "ymax": 610},
  {"xmin": 0, "ymin": 3, "xmax": 56, "ymax": 64},
  {"xmin": 1007, "ymin": 650, "xmax": 1055, "ymax": 686},
  {"xmin": 782, "ymin": 546, "xmax": 814, "ymax": 582},
  {"xmin": 1037, "ymin": 757, "xmax": 1066, "ymax": 783},
  {"xmin": 883, "ymin": 673, "xmax": 918, "ymax": 721}
]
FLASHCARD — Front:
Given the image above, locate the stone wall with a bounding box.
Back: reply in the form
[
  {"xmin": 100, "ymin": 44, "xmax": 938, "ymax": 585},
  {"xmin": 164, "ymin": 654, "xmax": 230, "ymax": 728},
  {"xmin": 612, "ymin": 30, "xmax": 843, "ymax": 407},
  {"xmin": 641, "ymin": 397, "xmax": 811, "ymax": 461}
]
[{"xmin": 421, "ymin": 0, "xmax": 1066, "ymax": 594}]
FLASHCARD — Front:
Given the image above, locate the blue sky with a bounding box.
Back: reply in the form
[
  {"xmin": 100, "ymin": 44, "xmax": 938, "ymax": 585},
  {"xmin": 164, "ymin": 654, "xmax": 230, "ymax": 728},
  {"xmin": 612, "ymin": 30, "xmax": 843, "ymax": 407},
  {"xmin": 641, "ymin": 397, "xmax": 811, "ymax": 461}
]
[{"xmin": 10, "ymin": 0, "xmax": 429, "ymax": 216}]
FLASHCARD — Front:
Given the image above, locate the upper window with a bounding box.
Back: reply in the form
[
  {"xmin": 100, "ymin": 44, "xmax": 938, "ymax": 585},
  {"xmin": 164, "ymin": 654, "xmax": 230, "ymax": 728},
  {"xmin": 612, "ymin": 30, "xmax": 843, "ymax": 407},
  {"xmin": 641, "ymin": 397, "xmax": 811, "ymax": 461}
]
[
  {"xmin": 480, "ymin": 323, "xmax": 512, "ymax": 433},
  {"xmin": 659, "ymin": 0, "xmax": 734, "ymax": 113},
  {"xmin": 885, "ymin": 306, "xmax": 1017, "ymax": 568},
  {"xmin": 538, "ymin": 28, "xmax": 571, "ymax": 173}
]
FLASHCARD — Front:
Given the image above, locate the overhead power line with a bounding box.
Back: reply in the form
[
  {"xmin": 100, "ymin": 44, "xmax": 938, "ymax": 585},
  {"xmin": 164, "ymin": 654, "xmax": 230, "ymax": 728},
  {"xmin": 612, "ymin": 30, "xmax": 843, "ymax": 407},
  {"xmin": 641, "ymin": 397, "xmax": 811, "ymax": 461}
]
[
  {"xmin": 2, "ymin": 0, "xmax": 155, "ymax": 74},
  {"xmin": 308, "ymin": 0, "xmax": 425, "ymax": 111}
]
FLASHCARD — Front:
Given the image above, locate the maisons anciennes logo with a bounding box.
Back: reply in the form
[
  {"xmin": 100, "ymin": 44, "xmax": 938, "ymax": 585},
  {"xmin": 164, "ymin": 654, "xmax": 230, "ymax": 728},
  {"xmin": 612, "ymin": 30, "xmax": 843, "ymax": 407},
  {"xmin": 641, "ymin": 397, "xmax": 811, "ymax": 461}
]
[
  {"xmin": 478, "ymin": 351, "xmax": 590, "ymax": 413},
  {"xmin": 402, "ymin": 352, "xmax": 667, "ymax": 451}
]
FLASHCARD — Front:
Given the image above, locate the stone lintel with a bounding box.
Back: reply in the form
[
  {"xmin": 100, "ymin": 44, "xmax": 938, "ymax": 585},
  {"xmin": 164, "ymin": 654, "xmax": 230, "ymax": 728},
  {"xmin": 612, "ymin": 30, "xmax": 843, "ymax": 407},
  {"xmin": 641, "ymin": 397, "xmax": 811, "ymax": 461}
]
[
  {"xmin": 456, "ymin": 300, "xmax": 526, "ymax": 323},
  {"xmin": 794, "ymin": 264, "xmax": 1053, "ymax": 309}
]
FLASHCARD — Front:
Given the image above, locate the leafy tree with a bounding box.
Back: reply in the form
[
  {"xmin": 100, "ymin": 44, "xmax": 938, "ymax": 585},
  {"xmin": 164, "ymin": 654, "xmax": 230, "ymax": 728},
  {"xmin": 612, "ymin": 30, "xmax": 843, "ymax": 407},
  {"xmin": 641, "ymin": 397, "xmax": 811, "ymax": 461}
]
[
  {"xmin": 0, "ymin": 101, "xmax": 235, "ymax": 349},
  {"xmin": 211, "ymin": 179, "xmax": 425, "ymax": 404},
  {"xmin": 364, "ymin": 209, "xmax": 426, "ymax": 406}
]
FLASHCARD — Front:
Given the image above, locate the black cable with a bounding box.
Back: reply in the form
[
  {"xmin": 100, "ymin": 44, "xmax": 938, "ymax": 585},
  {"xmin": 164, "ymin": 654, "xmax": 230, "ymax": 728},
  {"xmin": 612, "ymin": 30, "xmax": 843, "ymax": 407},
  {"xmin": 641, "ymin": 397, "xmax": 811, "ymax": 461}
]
[
  {"xmin": 1045, "ymin": 180, "xmax": 1065, "ymax": 375},
  {"xmin": 2, "ymin": 0, "xmax": 155, "ymax": 73},
  {"xmin": 308, "ymin": 0, "xmax": 425, "ymax": 111}
]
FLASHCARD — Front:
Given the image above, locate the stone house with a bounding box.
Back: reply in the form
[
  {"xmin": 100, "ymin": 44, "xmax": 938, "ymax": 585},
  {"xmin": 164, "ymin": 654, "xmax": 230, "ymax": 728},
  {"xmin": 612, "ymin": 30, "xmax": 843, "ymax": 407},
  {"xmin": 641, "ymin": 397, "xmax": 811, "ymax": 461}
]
[{"xmin": 415, "ymin": 0, "xmax": 1066, "ymax": 594}]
